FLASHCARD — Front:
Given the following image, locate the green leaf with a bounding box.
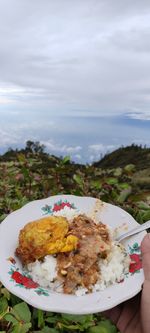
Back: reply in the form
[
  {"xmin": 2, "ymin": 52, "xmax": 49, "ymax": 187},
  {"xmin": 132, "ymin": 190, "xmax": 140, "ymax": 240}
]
[
  {"xmin": 62, "ymin": 156, "xmax": 70, "ymax": 164},
  {"xmin": 11, "ymin": 302, "xmax": 31, "ymax": 323},
  {"xmin": 45, "ymin": 316, "xmax": 59, "ymax": 324},
  {"xmin": 135, "ymin": 210, "xmax": 145, "ymax": 224},
  {"xmin": 118, "ymin": 183, "xmax": 131, "ymax": 190},
  {"xmin": 106, "ymin": 178, "xmax": 118, "ymax": 185},
  {"xmin": 10, "ymin": 323, "xmax": 21, "ymax": 333},
  {"xmin": 88, "ymin": 326, "xmax": 103, "ymax": 333},
  {"xmin": 21, "ymin": 167, "xmax": 30, "ymax": 179},
  {"xmin": 0, "ymin": 297, "xmax": 8, "ymax": 318},
  {"xmin": 59, "ymin": 323, "xmax": 80, "ymax": 330},
  {"xmin": 37, "ymin": 309, "xmax": 45, "ymax": 328},
  {"xmin": 113, "ymin": 167, "xmax": 122, "ymax": 177},
  {"xmin": 61, "ymin": 313, "xmax": 93, "ymax": 324},
  {"xmin": 88, "ymin": 319, "xmax": 117, "ymax": 333},
  {"xmin": 4, "ymin": 313, "xmax": 18, "ymax": 325},
  {"xmin": 1, "ymin": 288, "xmax": 11, "ymax": 300},
  {"xmin": 117, "ymin": 187, "xmax": 132, "ymax": 203},
  {"xmin": 142, "ymin": 210, "xmax": 150, "ymax": 222},
  {"xmin": 0, "ymin": 213, "xmax": 8, "ymax": 222},
  {"xmin": 91, "ymin": 180, "xmax": 102, "ymax": 190},
  {"xmin": 124, "ymin": 164, "xmax": 136, "ymax": 173},
  {"xmin": 73, "ymin": 174, "xmax": 84, "ymax": 187},
  {"xmin": 19, "ymin": 323, "xmax": 32, "ymax": 333},
  {"xmin": 5, "ymin": 318, "xmax": 31, "ymax": 333},
  {"xmin": 10, "ymin": 323, "xmax": 31, "ymax": 333},
  {"xmin": 136, "ymin": 201, "xmax": 150, "ymax": 210},
  {"xmin": 40, "ymin": 327, "xmax": 59, "ymax": 333},
  {"xmin": 34, "ymin": 327, "xmax": 59, "ymax": 333},
  {"xmin": 17, "ymin": 153, "xmax": 27, "ymax": 164}
]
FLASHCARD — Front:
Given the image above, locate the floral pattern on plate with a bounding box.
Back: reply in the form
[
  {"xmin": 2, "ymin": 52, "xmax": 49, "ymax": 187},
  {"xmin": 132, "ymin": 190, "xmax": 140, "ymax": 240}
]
[
  {"xmin": 8, "ymin": 258, "xmax": 49, "ymax": 296},
  {"xmin": 41, "ymin": 200, "xmax": 76, "ymax": 215},
  {"xmin": 7, "ymin": 242, "xmax": 142, "ymax": 296}
]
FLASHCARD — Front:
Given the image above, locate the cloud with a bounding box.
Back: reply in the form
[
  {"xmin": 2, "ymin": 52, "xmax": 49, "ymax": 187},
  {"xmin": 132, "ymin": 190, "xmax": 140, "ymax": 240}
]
[
  {"xmin": 42, "ymin": 140, "xmax": 82, "ymax": 155},
  {"xmin": 126, "ymin": 111, "xmax": 150, "ymax": 121},
  {"xmin": 0, "ymin": 120, "xmax": 56, "ymax": 152},
  {"xmin": 0, "ymin": 129, "xmax": 20, "ymax": 147},
  {"xmin": 0, "ymin": 97, "xmax": 12, "ymax": 104},
  {"xmin": 88, "ymin": 143, "xmax": 116, "ymax": 153},
  {"xmin": 0, "ymin": 122, "xmax": 83, "ymax": 161},
  {"xmin": 0, "ymin": 0, "xmax": 150, "ymax": 116},
  {"xmin": 89, "ymin": 144, "xmax": 112, "ymax": 152},
  {"xmin": 0, "ymin": 113, "xmax": 150, "ymax": 164},
  {"xmin": 74, "ymin": 154, "xmax": 82, "ymax": 160},
  {"xmin": 88, "ymin": 143, "xmax": 117, "ymax": 162}
]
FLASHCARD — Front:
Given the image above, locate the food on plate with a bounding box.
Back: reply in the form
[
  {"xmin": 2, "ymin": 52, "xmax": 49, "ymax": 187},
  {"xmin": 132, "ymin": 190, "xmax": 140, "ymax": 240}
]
[
  {"xmin": 57, "ymin": 214, "xmax": 111, "ymax": 293},
  {"xmin": 16, "ymin": 213, "xmax": 131, "ymax": 295},
  {"xmin": 15, "ymin": 216, "xmax": 78, "ymax": 264}
]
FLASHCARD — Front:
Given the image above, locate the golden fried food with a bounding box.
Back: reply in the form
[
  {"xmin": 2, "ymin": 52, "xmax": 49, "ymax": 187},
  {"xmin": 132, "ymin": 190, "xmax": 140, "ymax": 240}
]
[{"xmin": 16, "ymin": 216, "xmax": 78, "ymax": 264}]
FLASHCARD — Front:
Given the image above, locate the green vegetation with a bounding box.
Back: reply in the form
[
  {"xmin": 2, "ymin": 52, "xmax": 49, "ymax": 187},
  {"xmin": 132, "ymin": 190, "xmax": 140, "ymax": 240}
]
[
  {"xmin": 93, "ymin": 144, "xmax": 150, "ymax": 170},
  {"xmin": 0, "ymin": 292, "xmax": 117, "ymax": 333},
  {"xmin": 0, "ymin": 141, "xmax": 150, "ymax": 332}
]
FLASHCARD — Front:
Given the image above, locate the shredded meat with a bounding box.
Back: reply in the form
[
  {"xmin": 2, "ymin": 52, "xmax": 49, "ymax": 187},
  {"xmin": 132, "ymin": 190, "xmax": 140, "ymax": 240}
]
[{"xmin": 57, "ymin": 214, "xmax": 111, "ymax": 294}]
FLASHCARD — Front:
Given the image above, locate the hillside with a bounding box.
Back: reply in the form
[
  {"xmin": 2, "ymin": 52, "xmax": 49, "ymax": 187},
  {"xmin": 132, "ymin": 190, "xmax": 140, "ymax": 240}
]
[
  {"xmin": 93, "ymin": 144, "xmax": 150, "ymax": 170},
  {"xmin": 0, "ymin": 142, "xmax": 150, "ymax": 224}
]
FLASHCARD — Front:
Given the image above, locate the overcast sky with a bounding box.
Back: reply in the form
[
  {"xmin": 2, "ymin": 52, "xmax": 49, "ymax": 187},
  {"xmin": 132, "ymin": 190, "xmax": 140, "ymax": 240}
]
[{"xmin": 0, "ymin": 0, "xmax": 150, "ymax": 162}]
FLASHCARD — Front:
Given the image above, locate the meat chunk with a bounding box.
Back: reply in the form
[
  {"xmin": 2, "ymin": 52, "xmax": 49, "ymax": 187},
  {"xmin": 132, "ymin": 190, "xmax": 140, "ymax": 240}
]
[{"xmin": 57, "ymin": 214, "xmax": 111, "ymax": 294}]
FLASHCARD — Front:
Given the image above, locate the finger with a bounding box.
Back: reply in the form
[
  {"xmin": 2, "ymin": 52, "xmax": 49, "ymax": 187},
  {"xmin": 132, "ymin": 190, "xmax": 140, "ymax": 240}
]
[
  {"xmin": 102, "ymin": 305, "xmax": 123, "ymax": 325},
  {"xmin": 116, "ymin": 295, "xmax": 141, "ymax": 332},
  {"xmin": 141, "ymin": 233, "xmax": 150, "ymax": 281},
  {"xmin": 141, "ymin": 234, "xmax": 150, "ymax": 333}
]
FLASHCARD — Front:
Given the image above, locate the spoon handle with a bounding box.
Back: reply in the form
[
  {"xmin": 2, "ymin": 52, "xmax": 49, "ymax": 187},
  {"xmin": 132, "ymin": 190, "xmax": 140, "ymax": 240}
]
[{"xmin": 116, "ymin": 220, "xmax": 150, "ymax": 242}]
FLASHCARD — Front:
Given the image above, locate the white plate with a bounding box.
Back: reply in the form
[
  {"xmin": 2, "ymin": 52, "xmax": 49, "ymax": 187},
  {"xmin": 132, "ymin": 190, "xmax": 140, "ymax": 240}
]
[{"xmin": 0, "ymin": 195, "xmax": 146, "ymax": 314}]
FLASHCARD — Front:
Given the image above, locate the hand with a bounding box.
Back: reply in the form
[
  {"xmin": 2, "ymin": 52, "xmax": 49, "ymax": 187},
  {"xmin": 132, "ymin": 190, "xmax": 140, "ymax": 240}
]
[{"xmin": 103, "ymin": 233, "xmax": 150, "ymax": 333}]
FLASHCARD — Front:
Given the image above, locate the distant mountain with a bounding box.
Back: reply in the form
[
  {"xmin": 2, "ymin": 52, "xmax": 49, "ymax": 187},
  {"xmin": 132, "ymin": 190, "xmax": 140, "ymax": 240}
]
[
  {"xmin": 93, "ymin": 144, "xmax": 150, "ymax": 170},
  {"xmin": 1, "ymin": 142, "xmax": 150, "ymax": 171}
]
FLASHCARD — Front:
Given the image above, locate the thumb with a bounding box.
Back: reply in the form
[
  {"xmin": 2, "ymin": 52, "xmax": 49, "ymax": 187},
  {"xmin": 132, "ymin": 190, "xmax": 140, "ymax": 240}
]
[
  {"xmin": 141, "ymin": 234, "xmax": 150, "ymax": 333},
  {"xmin": 141, "ymin": 233, "xmax": 150, "ymax": 281}
]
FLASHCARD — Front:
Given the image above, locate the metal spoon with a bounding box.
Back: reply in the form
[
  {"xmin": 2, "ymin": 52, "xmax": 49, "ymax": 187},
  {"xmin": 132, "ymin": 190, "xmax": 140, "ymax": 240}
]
[{"xmin": 116, "ymin": 220, "xmax": 150, "ymax": 242}]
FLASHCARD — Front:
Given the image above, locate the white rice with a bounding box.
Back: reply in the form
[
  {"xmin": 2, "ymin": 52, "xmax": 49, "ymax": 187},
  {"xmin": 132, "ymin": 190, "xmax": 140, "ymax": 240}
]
[
  {"xmin": 52, "ymin": 206, "xmax": 79, "ymax": 221},
  {"xmin": 92, "ymin": 241, "xmax": 130, "ymax": 293},
  {"xmin": 27, "ymin": 255, "xmax": 57, "ymax": 288},
  {"xmin": 27, "ymin": 241, "xmax": 130, "ymax": 296}
]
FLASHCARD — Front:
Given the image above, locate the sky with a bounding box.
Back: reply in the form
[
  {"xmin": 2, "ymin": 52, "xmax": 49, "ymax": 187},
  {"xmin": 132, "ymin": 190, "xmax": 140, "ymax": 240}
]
[{"xmin": 0, "ymin": 0, "xmax": 150, "ymax": 163}]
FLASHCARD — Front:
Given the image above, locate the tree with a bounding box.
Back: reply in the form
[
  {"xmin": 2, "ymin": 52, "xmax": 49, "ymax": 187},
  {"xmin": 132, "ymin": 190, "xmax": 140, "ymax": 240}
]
[{"xmin": 25, "ymin": 140, "xmax": 45, "ymax": 154}]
